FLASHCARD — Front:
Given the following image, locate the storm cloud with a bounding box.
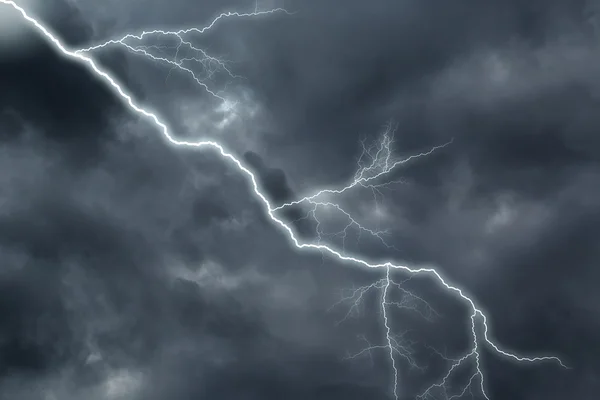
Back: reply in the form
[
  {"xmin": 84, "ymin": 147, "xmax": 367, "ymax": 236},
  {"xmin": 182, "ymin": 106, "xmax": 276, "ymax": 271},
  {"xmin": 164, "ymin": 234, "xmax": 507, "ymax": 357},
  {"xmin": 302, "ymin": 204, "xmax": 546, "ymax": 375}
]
[{"xmin": 0, "ymin": 0, "xmax": 599, "ymax": 399}]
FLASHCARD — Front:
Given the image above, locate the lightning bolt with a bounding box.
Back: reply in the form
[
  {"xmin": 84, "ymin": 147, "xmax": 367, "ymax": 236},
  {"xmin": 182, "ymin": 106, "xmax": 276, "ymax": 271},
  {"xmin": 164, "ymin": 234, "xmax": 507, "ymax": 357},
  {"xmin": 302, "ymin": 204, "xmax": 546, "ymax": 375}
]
[
  {"xmin": 74, "ymin": 7, "xmax": 292, "ymax": 101},
  {"xmin": 273, "ymin": 122, "xmax": 454, "ymax": 212},
  {"xmin": 0, "ymin": 1, "xmax": 567, "ymax": 399}
]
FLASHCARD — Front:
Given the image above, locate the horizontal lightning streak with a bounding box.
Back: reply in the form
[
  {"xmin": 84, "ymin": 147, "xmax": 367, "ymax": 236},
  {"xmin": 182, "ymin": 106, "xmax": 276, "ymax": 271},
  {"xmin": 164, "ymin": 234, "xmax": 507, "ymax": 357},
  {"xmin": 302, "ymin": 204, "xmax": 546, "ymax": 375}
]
[
  {"xmin": 0, "ymin": 1, "xmax": 567, "ymax": 399},
  {"xmin": 273, "ymin": 137, "xmax": 454, "ymax": 211},
  {"xmin": 75, "ymin": 8, "xmax": 292, "ymax": 53}
]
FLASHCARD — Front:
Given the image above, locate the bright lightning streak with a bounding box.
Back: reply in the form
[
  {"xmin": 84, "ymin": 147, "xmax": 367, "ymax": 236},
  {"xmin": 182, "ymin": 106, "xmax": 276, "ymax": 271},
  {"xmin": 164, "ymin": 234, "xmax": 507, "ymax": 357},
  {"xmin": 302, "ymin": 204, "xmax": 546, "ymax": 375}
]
[
  {"xmin": 330, "ymin": 276, "xmax": 438, "ymax": 326},
  {"xmin": 273, "ymin": 123, "xmax": 454, "ymax": 212},
  {"xmin": 76, "ymin": 8, "xmax": 292, "ymax": 53},
  {"xmin": 0, "ymin": 1, "xmax": 567, "ymax": 399},
  {"xmin": 73, "ymin": 8, "xmax": 291, "ymax": 101},
  {"xmin": 293, "ymin": 200, "xmax": 398, "ymax": 251}
]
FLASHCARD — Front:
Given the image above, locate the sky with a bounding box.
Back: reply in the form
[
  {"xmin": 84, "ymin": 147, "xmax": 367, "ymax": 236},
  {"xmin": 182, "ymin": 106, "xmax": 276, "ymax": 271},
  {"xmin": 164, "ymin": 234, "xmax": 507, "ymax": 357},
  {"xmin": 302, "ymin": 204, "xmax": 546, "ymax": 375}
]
[{"xmin": 0, "ymin": 0, "xmax": 599, "ymax": 399}]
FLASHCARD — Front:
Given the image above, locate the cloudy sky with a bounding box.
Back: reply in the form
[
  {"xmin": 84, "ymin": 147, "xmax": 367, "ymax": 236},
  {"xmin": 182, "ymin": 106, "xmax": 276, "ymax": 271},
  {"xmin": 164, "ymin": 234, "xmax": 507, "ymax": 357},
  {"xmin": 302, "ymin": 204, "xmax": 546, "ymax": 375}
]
[{"xmin": 1, "ymin": 0, "xmax": 599, "ymax": 399}]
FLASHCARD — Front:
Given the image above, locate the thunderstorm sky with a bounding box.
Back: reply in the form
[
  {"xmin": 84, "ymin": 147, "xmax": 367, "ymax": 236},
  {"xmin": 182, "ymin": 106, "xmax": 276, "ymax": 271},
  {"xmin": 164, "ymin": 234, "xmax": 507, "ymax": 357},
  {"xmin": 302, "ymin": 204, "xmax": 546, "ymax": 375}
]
[{"xmin": 0, "ymin": 0, "xmax": 599, "ymax": 399}]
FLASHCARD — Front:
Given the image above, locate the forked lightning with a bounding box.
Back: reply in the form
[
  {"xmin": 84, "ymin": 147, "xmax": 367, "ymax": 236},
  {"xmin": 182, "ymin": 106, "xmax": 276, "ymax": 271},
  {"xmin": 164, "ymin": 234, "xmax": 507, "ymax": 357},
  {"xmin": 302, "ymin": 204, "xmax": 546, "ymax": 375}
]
[{"xmin": 0, "ymin": 1, "xmax": 566, "ymax": 399}]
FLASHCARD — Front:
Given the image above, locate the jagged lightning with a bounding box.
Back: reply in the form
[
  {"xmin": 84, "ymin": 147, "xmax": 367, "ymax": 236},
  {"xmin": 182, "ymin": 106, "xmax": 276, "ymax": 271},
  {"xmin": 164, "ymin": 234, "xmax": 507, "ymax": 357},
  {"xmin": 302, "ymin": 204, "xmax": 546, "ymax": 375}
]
[
  {"xmin": 273, "ymin": 123, "xmax": 454, "ymax": 212},
  {"xmin": 74, "ymin": 8, "xmax": 292, "ymax": 101},
  {"xmin": 0, "ymin": 1, "xmax": 567, "ymax": 399}
]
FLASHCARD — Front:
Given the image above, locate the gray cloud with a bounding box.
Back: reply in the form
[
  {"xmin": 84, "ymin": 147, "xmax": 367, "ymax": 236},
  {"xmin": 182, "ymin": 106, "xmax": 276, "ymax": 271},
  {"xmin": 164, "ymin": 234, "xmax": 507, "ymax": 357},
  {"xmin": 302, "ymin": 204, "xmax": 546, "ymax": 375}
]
[{"xmin": 1, "ymin": 0, "xmax": 600, "ymax": 399}]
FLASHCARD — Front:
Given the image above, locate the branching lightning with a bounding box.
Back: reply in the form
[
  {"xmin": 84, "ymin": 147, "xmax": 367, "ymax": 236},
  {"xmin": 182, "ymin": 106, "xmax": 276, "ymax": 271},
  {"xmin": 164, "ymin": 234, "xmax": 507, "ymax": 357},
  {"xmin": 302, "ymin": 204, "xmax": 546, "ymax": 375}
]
[
  {"xmin": 0, "ymin": 1, "xmax": 567, "ymax": 399},
  {"xmin": 74, "ymin": 7, "xmax": 292, "ymax": 101},
  {"xmin": 273, "ymin": 122, "xmax": 454, "ymax": 212}
]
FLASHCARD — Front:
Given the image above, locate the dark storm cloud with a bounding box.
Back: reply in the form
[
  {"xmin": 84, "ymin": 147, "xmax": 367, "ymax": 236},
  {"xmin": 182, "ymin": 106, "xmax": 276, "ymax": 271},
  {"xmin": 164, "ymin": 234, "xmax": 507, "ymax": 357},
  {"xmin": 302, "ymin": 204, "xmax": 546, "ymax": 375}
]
[
  {"xmin": 3, "ymin": 0, "xmax": 600, "ymax": 399},
  {"xmin": 243, "ymin": 150, "xmax": 318, "ymax": 237},
  {"xmin": 0, "ymin": 122, "xmax": 322, "ymax": 397},
  {"xmin": 0, "ymin": 35, "xmax": 117, "ymax": 164},
  {"xmin": 0, "ymin": 5, "xmax": 142, "ymax": 384},
  {"xmin": 218, "ymin": 0, "xmax": 599, "ymax": 184},
  {"xmin": 0, "ymin": 0, "xmax": 144, "ymax": 167},
  {"xmin": 206, "ymin": 0, "xmax": 600, "ymax": 396},
  {"xmin": 0, "ymin": 266, "xmax": 76, "ymax": 375},
  {"xmin": 0, "ymin": 6, "xmax": 372, "ymax": 398},
  {"xmin": 243, "ymin": 151, "xmax": 295, "ymax": 204}
]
